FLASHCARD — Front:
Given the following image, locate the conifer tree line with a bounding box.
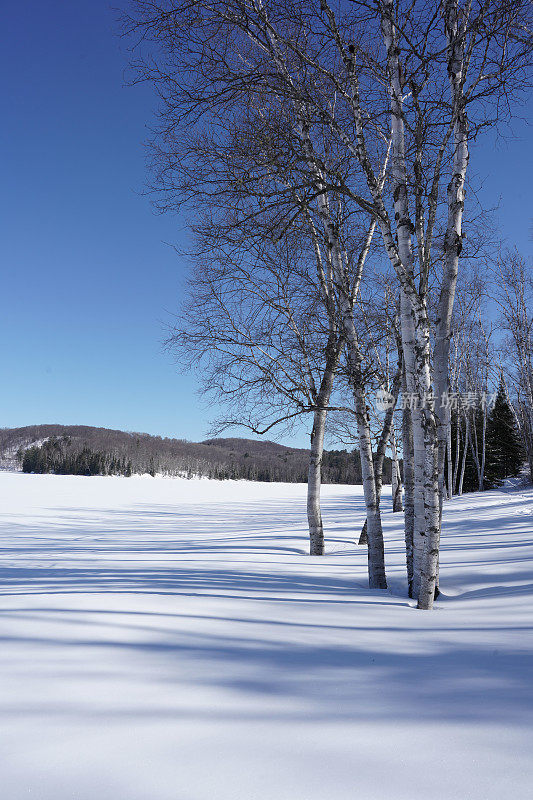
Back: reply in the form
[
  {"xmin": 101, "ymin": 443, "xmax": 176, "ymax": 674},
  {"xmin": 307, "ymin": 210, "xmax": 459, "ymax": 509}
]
[
  {"xmin": 122, "ymin": 0, "xmax": 532, "ymax": 608},
  {"xmin": 21, "ymin": 437, "xmax": 134, "ymax": 477}
]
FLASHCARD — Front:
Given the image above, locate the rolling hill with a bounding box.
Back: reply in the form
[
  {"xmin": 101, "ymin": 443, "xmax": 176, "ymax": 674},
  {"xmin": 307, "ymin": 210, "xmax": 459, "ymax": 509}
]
[{"xmin": 0, "ymin": 424, "xmax": 368, "ymax": 484}]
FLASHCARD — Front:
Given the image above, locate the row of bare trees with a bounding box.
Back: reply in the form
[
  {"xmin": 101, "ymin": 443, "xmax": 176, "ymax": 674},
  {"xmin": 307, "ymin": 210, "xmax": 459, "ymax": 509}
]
[
  {"xmin": 124, "ymin": 0, "xmax": 532, "ymax": 608},
  {"xmin": 442, "ymin": 251, "xmax": 532, "ymax": 495},
  {"xmin": 495, "ymin": 251, "xmax": 533, "ymax": 482}
]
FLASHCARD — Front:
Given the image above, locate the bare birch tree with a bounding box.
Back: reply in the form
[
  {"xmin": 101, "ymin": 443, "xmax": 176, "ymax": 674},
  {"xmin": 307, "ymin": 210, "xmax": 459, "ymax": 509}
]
[
  {"xmin": 124, "ymin": 0, "xmax": 532, "ymax": 607},
  {"xmin": 168, "ymin": 222, "xmax": 350, "ymax": 555}
]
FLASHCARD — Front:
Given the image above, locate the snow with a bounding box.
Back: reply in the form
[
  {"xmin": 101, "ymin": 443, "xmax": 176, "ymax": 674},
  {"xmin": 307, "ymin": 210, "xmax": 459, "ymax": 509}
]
[{"xmin": 1, "ymin": 472, "xmax": 532, "ymax": 800}]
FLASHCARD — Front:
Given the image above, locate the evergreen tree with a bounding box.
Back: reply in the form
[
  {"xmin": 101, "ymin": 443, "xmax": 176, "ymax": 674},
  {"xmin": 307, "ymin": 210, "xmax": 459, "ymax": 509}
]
[{"xmin": 485, "ymin": 384, "xmax": 524, "ymax": 486}]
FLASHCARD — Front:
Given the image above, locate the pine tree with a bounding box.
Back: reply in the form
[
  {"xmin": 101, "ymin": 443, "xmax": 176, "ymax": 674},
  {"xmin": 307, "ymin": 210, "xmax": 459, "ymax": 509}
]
[{"xmin": 485, "ymin": 384, "xmax": 524, "ymax": 486}]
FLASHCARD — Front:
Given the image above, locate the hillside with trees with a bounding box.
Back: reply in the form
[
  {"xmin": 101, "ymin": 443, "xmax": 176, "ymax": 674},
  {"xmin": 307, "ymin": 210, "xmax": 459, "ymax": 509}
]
[{"xmin": 0, "ymin": 424, "xmax": 380, "ymax": 484}]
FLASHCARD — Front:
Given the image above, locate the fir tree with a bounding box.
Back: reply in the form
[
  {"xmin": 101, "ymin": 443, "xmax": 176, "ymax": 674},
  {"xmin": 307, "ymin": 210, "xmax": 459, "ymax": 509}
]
[{"xmin": 485, "ymin": 384, "xmax": 524, "ymax": 486}]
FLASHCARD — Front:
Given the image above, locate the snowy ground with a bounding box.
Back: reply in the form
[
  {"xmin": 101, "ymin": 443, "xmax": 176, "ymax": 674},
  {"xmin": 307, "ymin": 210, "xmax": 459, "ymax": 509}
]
[{"xmin": 1, "ymin": 472, "xmax": 532, "ymax": 800}]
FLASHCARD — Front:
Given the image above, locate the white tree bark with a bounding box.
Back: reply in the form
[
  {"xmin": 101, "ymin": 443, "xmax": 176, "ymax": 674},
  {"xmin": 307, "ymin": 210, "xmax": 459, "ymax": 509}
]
[
  {"xmin": 390, "ymin": 426, "xmax": 403, "ymax": 512},
  {"xmin": 295, "ymin": 111, "xmax": 388, "ymax": 588},
  {"xmin": 418, "ymin": 0, "xmax": 471, "ymax": 609},
  {"xmin": 307, "ymin": 407, "xmax": 328, "ymax": 556},
  {"xmin": 446, "ymin": 418, "xmax": 453, "ymax": 499},
  {"xmin": 458, "ymin": 411, "xmax": 470, "ymax": 496},
  {"xmin": 306, "ymin": 342, "xmax": 342, "ymax": 555},
  {"xmin": 401, "ymin": 368, "xmax": 415, "ymax": 594},
  {"xmin": 380, "ymin": 0, "xmax": 442, "ymax": 608},
  {"xmin": 453, "ymin": 410, "xmax": 461, "ymax": 493},
  {"xmin": 352, "ymin": 370, "xmax": 388, "ymax": 588},
  {"xmin": 399, "ymin": 292, "xmax": 428, "ymax": 600}
]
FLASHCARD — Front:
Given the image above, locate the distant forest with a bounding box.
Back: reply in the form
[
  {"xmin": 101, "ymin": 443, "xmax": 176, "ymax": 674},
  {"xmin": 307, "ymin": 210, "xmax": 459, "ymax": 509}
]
[{"xmin": 0, "ymin": 425, "xmax": 395, "ymax": 484}]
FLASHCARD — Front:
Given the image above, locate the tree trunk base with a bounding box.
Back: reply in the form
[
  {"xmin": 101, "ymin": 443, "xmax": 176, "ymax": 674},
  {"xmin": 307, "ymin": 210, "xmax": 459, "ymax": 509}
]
[
  {"xmin": 358, "ymin": 519, "xmax": 368, "ymax": 545},
  {"xmin": 417, "ymin": 585, "xmax": 440, "ymax": 609}
]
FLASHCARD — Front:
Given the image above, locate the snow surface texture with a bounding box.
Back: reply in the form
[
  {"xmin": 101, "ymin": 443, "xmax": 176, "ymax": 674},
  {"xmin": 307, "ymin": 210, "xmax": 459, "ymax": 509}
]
[{"xmin": 1, "ymin": 472, "xmax": 532, "ymax": 800}]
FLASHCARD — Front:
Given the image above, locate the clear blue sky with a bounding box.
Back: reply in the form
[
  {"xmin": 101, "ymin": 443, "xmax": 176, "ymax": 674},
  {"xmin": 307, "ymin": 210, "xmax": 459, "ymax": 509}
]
[{"xmin": 1, "ymin": 0, "xmax": 531, "ymax": 447}]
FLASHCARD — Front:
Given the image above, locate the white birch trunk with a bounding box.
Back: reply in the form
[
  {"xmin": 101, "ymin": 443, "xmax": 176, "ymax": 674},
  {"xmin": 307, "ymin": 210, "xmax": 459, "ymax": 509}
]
[
  {"xmin": 352, "ymin": 374, "xmax": 388, "ymax": 588},
  {"xmin": 458, "ymin": 412, "xmax": 470, "ymax": 496},
  {"xmin": 390, "ymin": 427, "xmax": 403, "ymax": 512},
  {"xmin": 359, "ymin": 360, "xmax": 402, "ymax": 547},
  {"xmin": 307, "ymin": 407, "xmax": 328, "ymax": 555},
  {"xmin": 417, "ymin": 0, "xmax": 471, "ymax": 609},
  {"xmin": 447, "ymin": 418, "xmax": 453, "ymax": 499},
  {"xmin": 400, "ymin": 291, "xmax": 427, "ymax": 600},
  {"xmin": 453, "ymin": 411, "xmax": 461, "ymax": 493},
  {"xmin": 470, "ymin": 411, "xmax": 482, "ymax": 489},
  {"xmin": 306, "ymin": 352, "xmax": 340, "ymax": 555},
  {"xmin": 479, "ymin": 405, "xmax": 487, "ymax": 492},
  {"xmin": 401, "ymin": 368, "xmax": 415, "ymax": 595},
  {"xmin": 381, "ymin": 1, "xmax": 441, "ymax": 608},
  {"xmin": 296, "ymin": 113, "xmax": 388, "ymax": 589}
]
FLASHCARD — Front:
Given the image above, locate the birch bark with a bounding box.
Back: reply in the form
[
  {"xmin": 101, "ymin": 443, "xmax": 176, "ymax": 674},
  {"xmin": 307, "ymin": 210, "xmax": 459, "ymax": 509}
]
[
  {"xmin": 296, "ymin": 113, "xmax": 388, "ymax": 588},
  {"xmin": 446, "ymin": 419, "xmax": 453, "ymax": 500},
  {"xmin": 307, "ymin": 352, "xmax": 340, "ymax": 555},
  {"xmin": 380, "ymin": 0, "xmax": 442, "ymax": 608},
  {"xmin": 390, "ymin": 427, "xmax": 403, "ymax": 512},
  {"xmin": 307, "ymin": 407, "xmax": 328, "ymax": 555},
  {"xmin": 401, "ymin": 367, "xmax": 414, "ymax": 595},
  {"xmin": 458, "ymin": 412, "xmax": 470, "ymax": 496}
]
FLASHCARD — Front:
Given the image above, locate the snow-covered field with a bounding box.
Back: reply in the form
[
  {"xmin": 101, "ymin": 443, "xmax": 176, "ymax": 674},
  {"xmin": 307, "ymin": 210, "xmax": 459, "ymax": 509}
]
[{"xmin": 1, "ymin": 472, "xmax": 532, "ymax": 800}]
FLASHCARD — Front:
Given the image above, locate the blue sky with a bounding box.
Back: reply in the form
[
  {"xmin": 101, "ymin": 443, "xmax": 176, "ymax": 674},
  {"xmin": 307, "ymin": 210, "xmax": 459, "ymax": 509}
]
[{"xmin": 1, "ymin": 0, "xmax": 531, "ymax": 447}]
